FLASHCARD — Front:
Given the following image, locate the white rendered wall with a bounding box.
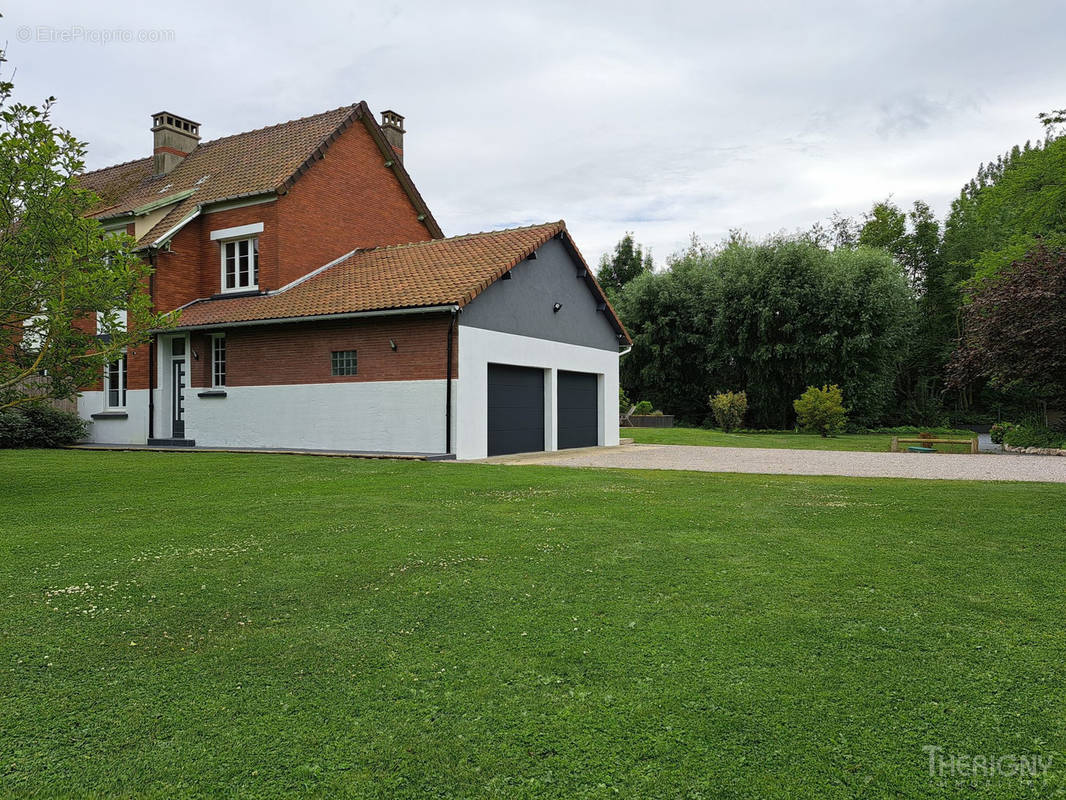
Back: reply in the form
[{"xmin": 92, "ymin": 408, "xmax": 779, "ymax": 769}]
[
  {"xmin": 77, "ymin": 389, "xmax": 150, "ymax": 444},
  {"xmin": 455, "ymin": 325, "xmax": 620, "ymax": 460},
  {"xmin": 184, "ymin": 379, "xmax": 452, "ymax": 453}
]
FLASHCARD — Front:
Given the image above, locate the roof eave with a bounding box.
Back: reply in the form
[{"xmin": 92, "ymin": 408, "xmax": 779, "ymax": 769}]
[{"xmin": 159, "ymin": 303, "xmax": 460, "ymax": 333}]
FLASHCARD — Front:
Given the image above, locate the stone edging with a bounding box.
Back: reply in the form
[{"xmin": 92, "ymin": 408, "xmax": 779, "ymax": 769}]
[{"xmin": 1004, "ymin": 443, "xmax": 1066, "ymax": 456}]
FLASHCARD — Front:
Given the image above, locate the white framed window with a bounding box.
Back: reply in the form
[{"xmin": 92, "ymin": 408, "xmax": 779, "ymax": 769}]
[
  {"xmin": 211, "ymin": 334, "xmax": 226, "ymax": 387},
  {"xmin": 21, "ymin": 315, "xmax": 46, "ymax": 353},
  {"xmin": 105, "ymin": 355, "xmax": 127, "ymax": 409},
  {"xmin": 220, "ymin": 237, "xmax": 260, "ymax": 292}
]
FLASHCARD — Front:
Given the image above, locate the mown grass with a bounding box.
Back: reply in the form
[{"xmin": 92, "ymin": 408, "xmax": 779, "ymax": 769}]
[
  {"xmin": 1, "ymin": 450, "xmax": 1063, "ymax": 798},
  {"xmin": 623, "ymin": 426, "xmax": 979, "ymax": 453}
]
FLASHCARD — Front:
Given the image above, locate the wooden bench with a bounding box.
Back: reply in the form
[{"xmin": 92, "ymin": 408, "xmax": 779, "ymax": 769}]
[{"xmin": 892, "ymin": 437, "xmax": 978, "ymax": 454}]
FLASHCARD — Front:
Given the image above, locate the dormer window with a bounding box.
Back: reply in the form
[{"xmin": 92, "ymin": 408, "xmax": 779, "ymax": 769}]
[
  {"xmin": 222, "ymin": 237, "xmax": 259, "ymax": 291},
  {"xmin": 211, "ymin": 222, "xmax": 264, "ymax": 293}
]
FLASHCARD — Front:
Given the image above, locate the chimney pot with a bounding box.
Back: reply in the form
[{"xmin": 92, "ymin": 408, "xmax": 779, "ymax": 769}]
[
  {"xmin": 380, "ymin": 109, "xmax": 404, "ymax": 163},
  {"xmin": 151, "ymin": 111, "xmax": 200, "ymax": 176}
]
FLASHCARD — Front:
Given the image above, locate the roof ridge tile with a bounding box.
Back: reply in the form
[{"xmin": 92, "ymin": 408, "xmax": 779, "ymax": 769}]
[
  {"xmin": 191, "ymin": 104, "xmax": 358, "ymax": 151},
  {"xmin": 364, "ymin": 220, "xmax": 564, "ymax": 254}
]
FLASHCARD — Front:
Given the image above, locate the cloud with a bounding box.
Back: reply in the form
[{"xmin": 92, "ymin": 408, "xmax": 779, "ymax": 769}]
[{"xmin": 6, "ymin": 0, "xmax": 1066, "ymax": 265}]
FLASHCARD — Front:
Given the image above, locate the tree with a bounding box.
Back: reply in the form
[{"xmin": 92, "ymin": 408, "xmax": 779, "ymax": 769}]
[
  {"xmin": 0, "ymin": 57, "xmax": 165, "ymax": 409},
  {"xmin": 856, "ymin": 199, "xmax": 955, "ymax": 421},
  {"xmin": 858, "ymin": 200, "xmax": 907, "ymax": 257},
  {"xmin": 618, "ymin": 237, "xmax": 912, "ymax": 428},
  {"xmin": 947, "ymin": 246, "xmax": 1066, "ymax": 408},
  {"xmin": 941, "ymin": 123, "xmax": 1066, "ymax": 287},
  {"xmin": 596, "ymin": 232, "xmax": 653, "ymax": 297}
]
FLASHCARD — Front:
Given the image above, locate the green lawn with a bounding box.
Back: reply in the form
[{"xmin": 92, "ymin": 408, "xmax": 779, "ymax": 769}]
[
  {"xmin": 623, "ymin": 425, "xmax": 979, "ymax": 453},
  {"xmin": 2, "ymin": 451, "xmax": 1064, "ymax": 798}
]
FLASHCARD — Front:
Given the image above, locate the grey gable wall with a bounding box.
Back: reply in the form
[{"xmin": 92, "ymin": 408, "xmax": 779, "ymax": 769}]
[{"xmin": 459, "ymin": 237, "xmax": 620, "ymax": 351}]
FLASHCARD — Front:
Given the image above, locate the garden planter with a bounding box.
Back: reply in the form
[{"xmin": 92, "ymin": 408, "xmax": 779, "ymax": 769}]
[{"xmin": 626, "ymin": 415, "xmax": 675, "ymax": 428}]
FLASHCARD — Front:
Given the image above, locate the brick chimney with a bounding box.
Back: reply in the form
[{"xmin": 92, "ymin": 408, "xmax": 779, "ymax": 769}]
[
  {"xmin": 151, "ymin": 111, "xmax": 200, "ymax": 175},
  {"xmin": 380, "ymin": 110, "xmax": 404, "ymax": 162}
]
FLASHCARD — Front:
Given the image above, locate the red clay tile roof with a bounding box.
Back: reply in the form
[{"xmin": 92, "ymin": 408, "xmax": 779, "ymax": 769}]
[
  {"xmin": 77, "ymin": 102, "xmax": 441, "ymax": 245},
  {"xmin": 170, "ymin": 221, "xmax": 630, "ymax": 342}
]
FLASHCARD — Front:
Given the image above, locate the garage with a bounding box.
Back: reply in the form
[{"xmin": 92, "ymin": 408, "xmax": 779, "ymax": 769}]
[
  {"xmin": 557, "ymin": 370, "xmax": 599, "ymax": 449},
  {"xmin": 487, "ymin": 364, "xmax": 545, "ymax": 456}
]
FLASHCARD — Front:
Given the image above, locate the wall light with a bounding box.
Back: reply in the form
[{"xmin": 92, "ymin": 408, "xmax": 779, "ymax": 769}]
[
  {"xmin": 553, "ymin": 303, "xmax": 562, "ymax": 313},
  {"xmin": 389, "ymin": 339, "xmax": 398, "ymax": 351}
]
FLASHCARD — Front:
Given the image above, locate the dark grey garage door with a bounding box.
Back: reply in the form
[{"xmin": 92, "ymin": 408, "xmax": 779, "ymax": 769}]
[
  {"xmin": 557, "ymin": 370, "xmax": 599, "ymax": 449},
  {"xmin": 487, "ymin": 364, "xmax": 545, "ymax": 456}
]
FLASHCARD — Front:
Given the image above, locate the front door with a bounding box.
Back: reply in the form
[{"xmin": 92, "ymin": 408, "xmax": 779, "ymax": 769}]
[{"xmin": 171, "ymin": 338, "xmax": 186, "ymax": 438}]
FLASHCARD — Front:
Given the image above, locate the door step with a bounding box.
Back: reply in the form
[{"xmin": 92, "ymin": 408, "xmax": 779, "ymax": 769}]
[{"xmin": 147, "ymin": 438, "xmax": 196, "ymax": 448}]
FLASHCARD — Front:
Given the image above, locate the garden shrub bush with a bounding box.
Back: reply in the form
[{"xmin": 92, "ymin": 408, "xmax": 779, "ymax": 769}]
[
  {"xmin": 0, "ymin": 405, "xmax": 87, "ymax": 448},
  {"xmin": 989, "ymin": 422, "xmax": 1016, "ymax": 444},
  {"xmin": 793, "ymin": 385, "xmax": 847, "ymax": 437},
  {"xmin": 709, "ymin": 391, "xmax": 747, "ymax": 432},
  {"xmin": 633, "ymin": 400, "xmax": 654, "ymax": 415},
  {"xmin": 1002, "ymin": 424, "xmax": 1066, "ymax": 450}
]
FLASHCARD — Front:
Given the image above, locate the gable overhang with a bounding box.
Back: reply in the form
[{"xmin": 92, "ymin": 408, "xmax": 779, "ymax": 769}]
[
  {"xmin": 149, "ymin": 205, "xmax": 202, "ymax": 249},
  {"xmin": 556, "ymin": 229, "xmax": 631, "ymax": 345},
  {"xmin": 272, "ymin": 101, "xmax": 444, "ymax": 240},
  {"xmin": 455, "ymin": 225, "xmax": 631, "ymax": 346}
]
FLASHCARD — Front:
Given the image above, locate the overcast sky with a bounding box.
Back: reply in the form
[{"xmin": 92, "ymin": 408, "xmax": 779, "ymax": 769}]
[{"xmin": 6, "ymin": 1, "xmax": 1065, "ymax": 265}]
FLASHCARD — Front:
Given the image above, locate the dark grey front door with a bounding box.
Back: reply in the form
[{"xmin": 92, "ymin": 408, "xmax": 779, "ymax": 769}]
[
  {"xmin": 487, "ymin": 364, "xmax": 544, "ymax": 456},
  {"xmin": 557, "ymin": 370, "xmax": 598, "ymax": 449},
  {"xmin": 171, "ymin": 340, "xmax": 186, "ymax": 438}
]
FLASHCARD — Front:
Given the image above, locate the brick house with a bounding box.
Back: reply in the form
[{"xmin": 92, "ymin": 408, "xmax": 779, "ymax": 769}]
[{"xmin": 77, "ymin": 104, "xmax": 628, "ymax": 459}]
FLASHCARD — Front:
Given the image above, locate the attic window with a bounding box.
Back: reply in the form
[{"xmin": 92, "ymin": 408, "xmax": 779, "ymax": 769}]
[{"xmin": 221, "ymin": 238, "xmax": 259, "ymax": 292}]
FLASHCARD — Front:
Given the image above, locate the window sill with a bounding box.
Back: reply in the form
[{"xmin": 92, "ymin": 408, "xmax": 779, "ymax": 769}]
[
  {"xmin": 91, "ymin": 411, "xmax": 128, "ymax": 419},
  {"xmin": 197, "ymin": 389, "xmax": 227, "ymax": 398},
  {"xmin": 211, "ymin": 289, "xmax": 261, "ymax": 300}
]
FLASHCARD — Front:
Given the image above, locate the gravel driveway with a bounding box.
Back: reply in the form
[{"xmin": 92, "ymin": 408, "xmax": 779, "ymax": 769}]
[{"xmin": 485, "ymin": 443, "xmax": 1066, "ymax": 483}]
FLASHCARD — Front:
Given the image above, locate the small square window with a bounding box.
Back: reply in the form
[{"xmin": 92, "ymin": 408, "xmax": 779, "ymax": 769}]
[{"xmin": 331, "ymin": 350, "xmax": 357, "ymax": 376}]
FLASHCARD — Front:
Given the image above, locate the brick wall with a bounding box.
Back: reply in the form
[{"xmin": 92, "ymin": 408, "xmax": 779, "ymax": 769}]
[
  {"xmin": 93, "ymin": 116, "xmax": 435, "ymax": 398},
  {"xmin": 188, "ymin": 313, "xmax": 458, "ymax": 389},
  {"xmin": 153, "ymin": 201, "xmax": 281, "ymax": 309},
  {"xmin": 274, "ymin": 120, "xmax": 435, "ymax": 287}
]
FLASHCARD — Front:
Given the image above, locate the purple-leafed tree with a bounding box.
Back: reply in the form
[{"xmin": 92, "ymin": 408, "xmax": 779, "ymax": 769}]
[{"xmin": 947, "ymin": 246, "xmax": 1066, "ymax": 406}]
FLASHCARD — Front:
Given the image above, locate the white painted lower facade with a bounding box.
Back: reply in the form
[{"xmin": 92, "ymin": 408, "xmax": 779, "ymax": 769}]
[
  {"xmin": 77, "ymin": 390, "xmax": 151, "ymax": 444},
  {"xmin": 454, "ymin": 325, "xmax": 620, "ymax": 460},
  {"xmin": 185, "ymin": 380, "xmax": 452, "ymax": 452},
  {"xmin": 77, "ymin": 325, "xmax": 619, "ymax": 458}
]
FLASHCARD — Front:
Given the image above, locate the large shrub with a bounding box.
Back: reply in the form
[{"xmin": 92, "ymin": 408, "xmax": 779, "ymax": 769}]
[
  {"xmin": 0, "ymin": 405, "xmax": 87, "ymax": 448},
  {"xmin": 709, "ymin": 391, "xmax": 747, "ymax": 432},
  {"xmin": 618, "ymin": 239, "xmax": 912, "ymax": 428},
  {"xmin": 1002, "ymin": 424, "xmax": 1066, "ymax": 450},
  {"xmin": 793, "ymin": 385, "xmax": 848, "ymax": 437}
]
